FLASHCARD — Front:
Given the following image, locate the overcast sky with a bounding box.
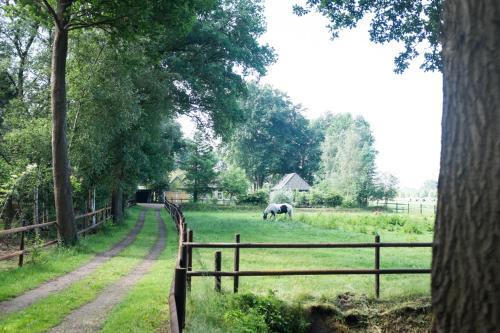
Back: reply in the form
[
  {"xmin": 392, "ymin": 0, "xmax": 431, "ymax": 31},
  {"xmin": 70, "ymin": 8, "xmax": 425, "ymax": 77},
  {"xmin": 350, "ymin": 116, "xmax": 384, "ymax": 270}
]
[{"xmin": 180, "ymin": 1, "xmax": 443, "ymax": 189}]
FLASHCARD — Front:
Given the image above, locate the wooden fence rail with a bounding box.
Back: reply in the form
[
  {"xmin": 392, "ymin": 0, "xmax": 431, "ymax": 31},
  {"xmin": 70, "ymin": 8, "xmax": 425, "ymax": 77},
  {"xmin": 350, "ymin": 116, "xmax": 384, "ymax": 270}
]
[
  {"xmin": 0, "ymin": 206, "xmax": 112, "ymax": 266},
  {"xmin": 163, "ymin": 199, "xmax": 432, "ymax": 333}
]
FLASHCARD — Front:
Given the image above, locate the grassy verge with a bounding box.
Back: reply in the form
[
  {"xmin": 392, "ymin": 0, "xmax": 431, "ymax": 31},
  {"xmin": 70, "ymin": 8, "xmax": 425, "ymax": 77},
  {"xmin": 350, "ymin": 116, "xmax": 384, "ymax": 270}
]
[
  {"xmin": 100, "ymin": 208, "xmax": 178, "ymax": 333},
  {"xmin": 0, "ymin": 209, "xmax": 159, "ymax": 333},
  {"xmin": 0, "ymin": 207, "xmax": 141, "ymax": 302}
]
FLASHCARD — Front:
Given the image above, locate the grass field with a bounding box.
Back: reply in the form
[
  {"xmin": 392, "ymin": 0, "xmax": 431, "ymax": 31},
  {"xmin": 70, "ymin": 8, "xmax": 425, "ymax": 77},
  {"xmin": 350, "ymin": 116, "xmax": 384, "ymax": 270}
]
[{"xmin": 182, "ymin": 208, "xmax": 433, "ymax": 332}]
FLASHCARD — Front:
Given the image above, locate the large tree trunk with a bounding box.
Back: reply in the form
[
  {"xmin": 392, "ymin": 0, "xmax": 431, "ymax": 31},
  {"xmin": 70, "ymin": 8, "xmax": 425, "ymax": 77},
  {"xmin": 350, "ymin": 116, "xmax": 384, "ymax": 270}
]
[
  {"xmin": 432, "ymin": 1, "xmax": 500, "ymax": 331},
  {"xmin": 51, "ymin": 1, "xmax": 77, "ymax": 245},
  {"xmin": 112, "ymin": 186, "xmax": 123, "ymax": 224}
]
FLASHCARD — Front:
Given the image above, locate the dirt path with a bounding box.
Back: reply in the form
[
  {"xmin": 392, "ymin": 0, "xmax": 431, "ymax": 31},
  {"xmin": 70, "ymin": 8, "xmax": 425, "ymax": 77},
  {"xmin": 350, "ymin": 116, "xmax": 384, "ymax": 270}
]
[
  {"xmin": 0, "ymin": 210, "xmax": 146, "ymax": 315},
  {"xmin": 48, "ymin": 209, "xmax": 167, "ymax": 333}
]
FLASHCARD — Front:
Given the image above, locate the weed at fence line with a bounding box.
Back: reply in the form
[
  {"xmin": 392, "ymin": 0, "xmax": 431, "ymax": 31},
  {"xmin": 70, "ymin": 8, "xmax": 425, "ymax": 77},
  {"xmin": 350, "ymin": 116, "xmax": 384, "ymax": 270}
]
[
  {"xmin": 187, "ymin": 289, "xmax": 309, "ymax": 333},
  {"xmin": 28, "ymin": 233, "xmax": 46, "ymax": 264}
]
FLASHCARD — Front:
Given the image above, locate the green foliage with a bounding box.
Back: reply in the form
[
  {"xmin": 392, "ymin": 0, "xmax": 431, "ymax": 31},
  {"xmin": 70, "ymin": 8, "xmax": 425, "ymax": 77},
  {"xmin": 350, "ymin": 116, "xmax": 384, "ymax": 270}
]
[
  {"xmin": 224, "ymin": 293, "xmax": 309, "ymax": 333},
  {"xmin": 180, "ymin": 131, "xmax": 218, "ymax": 202},
  {"xmin": 237, "ymin": 189, "xmax": 269, "ymax": 206},
  {"xmin": 372, "ymin": 172, "xmax": 399, "ymax": 202},
  {"xmin": 270, "ymin": 189, "xmax": 293, "ymax": 204},
  {"xmin": 294, "ymin": 188, "xmax": 343, "ymax": 207},
  {"xmin": 294, "ymin": 0, "xmax": 443, "ymax": 73},
  {"xmin": 28, "ymin": 233, "xmax": 46, "ymax": 264},
  {"xmin": 231, "ymin": 83, "xmax": 321, "ymax": 187},
  {"xmin": 317, "ymin": 113, "xmax": 377, "ymax": 207},
  {"xmin": 219, "ymin": 166, "xmax": 249, "ymax": 199}
]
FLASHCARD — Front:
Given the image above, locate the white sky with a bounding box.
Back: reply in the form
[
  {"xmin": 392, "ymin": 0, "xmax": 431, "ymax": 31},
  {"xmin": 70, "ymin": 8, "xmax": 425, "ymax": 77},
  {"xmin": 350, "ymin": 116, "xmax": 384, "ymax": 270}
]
[{"xmin": 180, "ymin": 1, "xmax": 443, "ymax": 189}]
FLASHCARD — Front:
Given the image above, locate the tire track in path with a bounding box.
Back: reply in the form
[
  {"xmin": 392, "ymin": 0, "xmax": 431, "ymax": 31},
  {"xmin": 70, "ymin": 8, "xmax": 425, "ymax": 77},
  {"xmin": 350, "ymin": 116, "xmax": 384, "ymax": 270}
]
[
  {"xmin": 0, "ymin": 210, "xmax": 146, "ymax": 315},
  {"xmin": 48, "ymin": 208, "xmax": 167, "ymax": 333}
]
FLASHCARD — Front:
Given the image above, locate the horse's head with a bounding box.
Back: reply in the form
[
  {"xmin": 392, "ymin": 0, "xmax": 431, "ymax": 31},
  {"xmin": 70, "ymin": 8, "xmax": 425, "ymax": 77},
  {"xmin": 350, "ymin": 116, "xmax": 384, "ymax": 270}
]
[{"xmin": 263, "ymin": 212, "xmax": 268, "ymax": 220}]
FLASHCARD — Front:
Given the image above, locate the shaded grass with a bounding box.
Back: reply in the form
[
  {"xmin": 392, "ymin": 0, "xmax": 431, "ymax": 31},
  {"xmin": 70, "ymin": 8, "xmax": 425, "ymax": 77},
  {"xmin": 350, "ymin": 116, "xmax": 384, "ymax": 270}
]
[
  {"xmin": 0, "ymin": 207, "xmax": 141, "ymax": 302},
  {"xmin": 100, "ymin": 208, "xmax": 178, "ymax": 333},
  {"xmin": 0, "ymin": 209, "xmax": 158, "ymax": 333}
]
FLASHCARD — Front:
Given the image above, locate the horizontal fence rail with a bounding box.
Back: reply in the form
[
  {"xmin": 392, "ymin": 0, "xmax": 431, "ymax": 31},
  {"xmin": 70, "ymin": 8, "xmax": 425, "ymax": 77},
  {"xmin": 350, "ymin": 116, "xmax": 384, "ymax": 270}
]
[
  {"xmin": 0, "ymin": 206, "xmax": 111, "ymax": 266},
  {"xmin": 183, "ymin": 242, "xmax": 433, "ymax": 249},
  {"xmin": 187, "ymin": 268, "xmax": 432, "ymax": 277}
]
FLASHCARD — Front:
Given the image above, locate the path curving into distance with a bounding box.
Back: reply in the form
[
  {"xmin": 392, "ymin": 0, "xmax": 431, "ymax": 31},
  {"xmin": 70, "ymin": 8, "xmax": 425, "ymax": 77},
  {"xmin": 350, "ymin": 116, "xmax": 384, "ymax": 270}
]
[
  {"xmin": 0, "ymin": 210, "xmax": 147, "ymax": 315},
  {"xmin": 48, "ymin": 208, "xmax": 167, "ymax": 333}
]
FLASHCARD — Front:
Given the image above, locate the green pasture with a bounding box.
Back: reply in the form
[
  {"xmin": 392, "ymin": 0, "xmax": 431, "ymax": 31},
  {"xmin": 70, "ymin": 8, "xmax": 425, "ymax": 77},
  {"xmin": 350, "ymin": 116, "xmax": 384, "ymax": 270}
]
[{"xmin": 183, "ymin": 208, "xmax": 433, "ymax": 332}]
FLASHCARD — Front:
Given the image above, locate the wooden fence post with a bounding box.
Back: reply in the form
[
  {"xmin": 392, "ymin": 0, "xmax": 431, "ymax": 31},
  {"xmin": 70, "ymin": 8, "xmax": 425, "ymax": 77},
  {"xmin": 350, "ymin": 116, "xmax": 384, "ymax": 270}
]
[
  {"xmin": 187, "ymin": 229, "xmax": 193, "ymax": 290},
  {"xmin": 174, "ymin": 267, "xmax": 187, "ymax": 329},
  {"xmin": 375, "ymin": 234, "xmax": 380, "ymax": 298},
  {"xmin": 420, "ymin": 204, "xmax": 423, "ymax": 214},
  {"xmin": 234, "ymin": 233, "xmax": 240, "ymax": 293},
  {"xmin": 407, "ymin": 203, "xmax": 410, "ymax": 214},
  {"xmin": 215, "ymin": 251, "xmax": 222, "ymax": 292},
  {"xmin": 18, "ymin": 220, "xmax": 26, "ymax": 267}
]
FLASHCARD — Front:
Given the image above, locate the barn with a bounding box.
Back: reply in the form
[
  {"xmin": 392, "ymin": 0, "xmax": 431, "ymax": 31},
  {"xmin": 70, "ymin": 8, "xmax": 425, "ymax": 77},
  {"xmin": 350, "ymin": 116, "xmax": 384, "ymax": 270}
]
[{"xmin": 271, "ymin": 173, "xmax": 311, "ymax": 193}]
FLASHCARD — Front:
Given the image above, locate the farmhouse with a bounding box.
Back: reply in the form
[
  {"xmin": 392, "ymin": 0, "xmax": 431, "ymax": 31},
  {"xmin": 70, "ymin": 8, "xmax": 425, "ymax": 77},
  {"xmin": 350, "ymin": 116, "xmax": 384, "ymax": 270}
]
[{"xmin": 271, "ymin": 173, "xmax": 311, "ymax": 193}]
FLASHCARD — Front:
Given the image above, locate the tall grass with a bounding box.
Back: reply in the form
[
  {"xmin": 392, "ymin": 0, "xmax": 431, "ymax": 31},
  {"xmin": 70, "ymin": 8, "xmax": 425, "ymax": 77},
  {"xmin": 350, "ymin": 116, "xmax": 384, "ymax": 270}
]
[{"xmin": 293, "ymin": 210, "xmax": 434, "ymax": 235}]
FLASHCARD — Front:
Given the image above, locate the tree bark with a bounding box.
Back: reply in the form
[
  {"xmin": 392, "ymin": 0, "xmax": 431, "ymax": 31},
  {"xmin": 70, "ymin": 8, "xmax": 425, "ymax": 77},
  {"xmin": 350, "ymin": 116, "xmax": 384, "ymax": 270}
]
[
  {"xmin": 432, "ymin": 1, "xmax": 500, "ymax": 331},
  {"xmin": 112, "ymin": 186, "xmax": 123, "ymax": 224},
  {"xmin": 51, "ymin": 1, "xmax": 77, "ymax": 245}
]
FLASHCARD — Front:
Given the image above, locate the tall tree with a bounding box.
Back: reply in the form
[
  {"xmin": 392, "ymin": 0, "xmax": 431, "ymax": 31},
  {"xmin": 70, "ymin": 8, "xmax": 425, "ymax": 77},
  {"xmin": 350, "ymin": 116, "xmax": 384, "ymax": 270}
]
[
  {"xmin": 319, "ymin": 113, "xmax": 377, "ymax": 206},
  {"xmin": 232, "ymin": 83, "xmax": 320, "ymax": 188},
  {"xmin": 12, "ymin": 0, "xmax": 203, "ymax": 244},
  {"xmin": 297, "ymin": 0, "xmax": 500, "ymax": 330},
  {"xmin": 180, "ymin": 132, "xmax": 218, "ymax": 202}
]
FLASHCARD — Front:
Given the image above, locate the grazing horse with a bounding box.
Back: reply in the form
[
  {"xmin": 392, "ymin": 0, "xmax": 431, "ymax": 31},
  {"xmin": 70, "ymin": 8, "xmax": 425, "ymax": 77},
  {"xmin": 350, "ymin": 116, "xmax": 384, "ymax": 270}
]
[{"xmin": 263, "ymin": 203, "xmax": 293, "ymax": 220}]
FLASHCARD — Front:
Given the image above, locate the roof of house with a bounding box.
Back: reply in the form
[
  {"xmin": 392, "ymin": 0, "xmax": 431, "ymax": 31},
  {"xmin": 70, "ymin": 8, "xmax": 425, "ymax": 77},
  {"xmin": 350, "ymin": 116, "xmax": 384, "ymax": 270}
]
[{"xmin": 272, "ymin": 173, "xmax": 311, "ymax": 191}]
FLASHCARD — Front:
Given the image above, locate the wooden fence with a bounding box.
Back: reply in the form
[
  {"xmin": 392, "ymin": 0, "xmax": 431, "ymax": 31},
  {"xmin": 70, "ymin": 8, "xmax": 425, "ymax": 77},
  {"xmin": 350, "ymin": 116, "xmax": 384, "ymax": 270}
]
[
  {"xmin": 371, "ymin": 201, "xmax": 437, "ymax": 214},
  {"xmin": 163, "ymin": 200, "xmax": 432, "ymax": 333},
  {"xmin": 0, "ymin": 206, "xmax": 112, "ymax": 266}
]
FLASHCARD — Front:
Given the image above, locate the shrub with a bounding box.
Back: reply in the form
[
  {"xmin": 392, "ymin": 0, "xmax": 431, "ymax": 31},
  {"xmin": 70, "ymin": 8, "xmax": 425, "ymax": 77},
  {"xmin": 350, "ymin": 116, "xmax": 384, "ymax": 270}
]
[
  {"xmin": 225, "ymin": 293, "xmax": 309, "ymax": 333},
  {"xmin": 323, "ymin": 192, "xmax": 344, "ymax": 207},
  {"xmin": 270, "ymin": 189, "xmax": 293, "ymax": 204},
  {"xmin": 294, "ymin": 192, "xmax": 310, "ymax": 207},
  {"xmin": 341, "ymin": 197, "xmax": 359, "ymax": 208},
  {"xmin": 308, "ymin": 188, "xmax": 344, "ymax": 207},
  {"xmin": 238, "ymin": 189, "xmax": 269, "ymax": 206}
]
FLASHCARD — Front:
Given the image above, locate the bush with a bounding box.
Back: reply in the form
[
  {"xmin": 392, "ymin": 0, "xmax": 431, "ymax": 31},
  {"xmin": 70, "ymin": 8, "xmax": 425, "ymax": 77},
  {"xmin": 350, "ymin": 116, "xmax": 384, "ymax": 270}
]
[
  {"xmin": 341, "ymin": 196, "xmax": 359, "ymax": 208},
  {"xmin": 323, "ymin": 192, "xmax": 343, "ymax": 207},
  {"xmin": 308, "ymin": 188, "xmax": 344, "ymax": 207},
  {"xmin": 238, "ymin": 189, "xmax": 269, "ymax": 206},
  {"xmin": 224, "ymin": 293, "xmax": 309, "ymax": 333},
  {"xmin": 270, "ymin": 189, "xmax": 293, "ymax": 204},
  {"xmin": 294, "ymin": 192, "xmax": 310, "ymax": 207}
]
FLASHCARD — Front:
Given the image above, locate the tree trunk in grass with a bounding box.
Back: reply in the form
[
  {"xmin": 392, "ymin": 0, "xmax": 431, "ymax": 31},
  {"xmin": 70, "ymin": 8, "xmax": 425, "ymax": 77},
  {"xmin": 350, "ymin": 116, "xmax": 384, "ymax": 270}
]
[
  {"xmin": 112, "ymin": 186, "xmax": 123, "ymax": 224},
  {"xmin": 432, "ymin": 0, "xmax": 500, "ymax": 331},
  {"xmin": 51, "ymin": 1, "xmax": 77, "ymax": 246}
]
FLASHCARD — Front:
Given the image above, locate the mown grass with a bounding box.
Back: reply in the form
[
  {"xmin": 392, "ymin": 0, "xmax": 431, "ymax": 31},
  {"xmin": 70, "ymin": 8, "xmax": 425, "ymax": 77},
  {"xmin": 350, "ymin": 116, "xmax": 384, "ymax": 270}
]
[
  {"xmin": 0, "ymin": 207, "xmax": 141, "ymax": 302},
  {"xmin": 100, "ymin": 208, "xmax": 178, "ymax": 333},
  {"xmin": 0, "ymin": 208, "xmax": 159, "ymax": 333},
  {"xmin": 182, "ymin": 209, "xmax": 433, "ymax": 332}
]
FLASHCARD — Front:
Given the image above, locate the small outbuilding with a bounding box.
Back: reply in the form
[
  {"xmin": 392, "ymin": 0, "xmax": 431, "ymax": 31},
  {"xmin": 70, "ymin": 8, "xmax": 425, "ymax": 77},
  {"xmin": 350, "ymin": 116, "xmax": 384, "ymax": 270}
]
[{"xmin": 271, "ymin": 173, "xmax": 311, "ymax": 192}]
